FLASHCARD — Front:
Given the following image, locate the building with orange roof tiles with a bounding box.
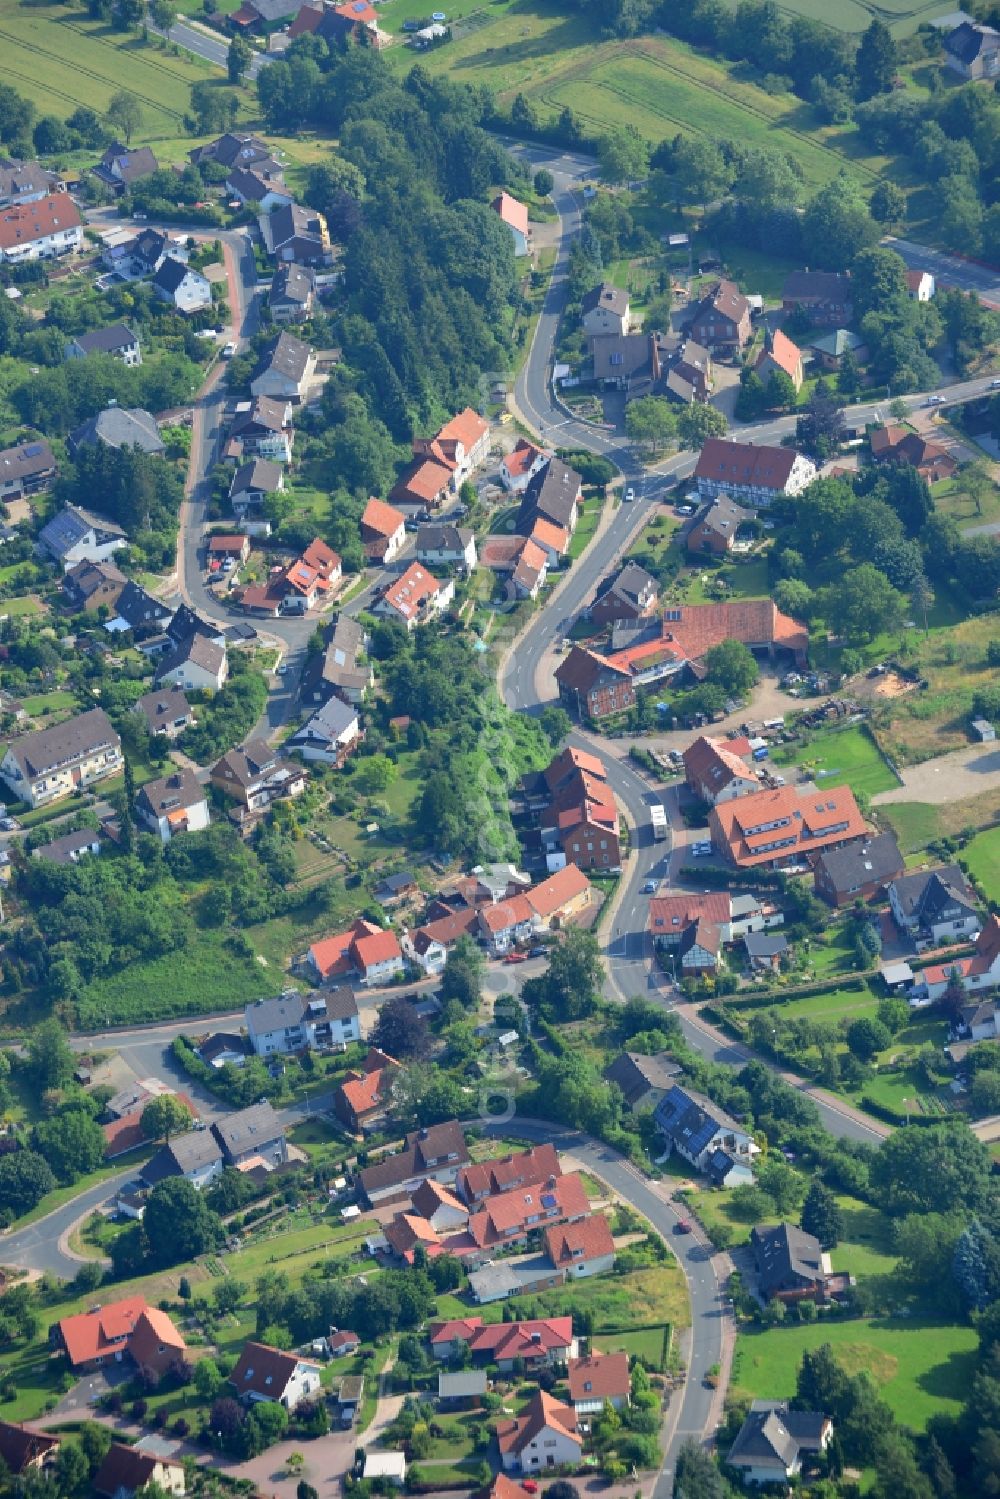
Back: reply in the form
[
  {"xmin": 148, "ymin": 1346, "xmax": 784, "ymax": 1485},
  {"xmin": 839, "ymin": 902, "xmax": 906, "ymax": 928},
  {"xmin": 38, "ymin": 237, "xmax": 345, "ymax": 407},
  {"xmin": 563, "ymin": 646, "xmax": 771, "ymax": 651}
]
[
  {"xmin": 497, "ymin": 1389, "xmax": 581, "ymax": 1472},
  {"xmin": 709, "ymin": 783, "xmax": 866, "ymax": 870}
]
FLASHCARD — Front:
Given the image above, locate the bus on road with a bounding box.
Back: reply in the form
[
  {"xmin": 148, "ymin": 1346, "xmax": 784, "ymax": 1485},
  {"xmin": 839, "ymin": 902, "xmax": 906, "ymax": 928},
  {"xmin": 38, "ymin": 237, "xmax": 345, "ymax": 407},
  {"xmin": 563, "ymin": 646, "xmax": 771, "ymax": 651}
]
[{"xmin": 651, "ymin": 804, "xmax": 668, "ymax": 842}]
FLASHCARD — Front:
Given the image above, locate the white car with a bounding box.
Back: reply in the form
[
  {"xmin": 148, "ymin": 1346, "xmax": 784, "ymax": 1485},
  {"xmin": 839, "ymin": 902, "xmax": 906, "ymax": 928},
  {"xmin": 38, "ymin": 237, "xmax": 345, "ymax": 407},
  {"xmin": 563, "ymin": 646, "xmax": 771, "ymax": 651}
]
[
  {"xmin": 624, "ymin": 486, "xmax": 636, "ymax": 502},
  {"xmin": 990, "ymin": 378, "xmax": 1000, "ymax": 389},
  {"xmin": 222, "ymin": 342, "xmax": 237, "ymax": 358},
  {"xmin": 925, "ymin": 394, "xmax": 945, "ymax": 406},
  {"xmin": 275, "ymin": 662, "xmax": 288, "ymax": 675}
]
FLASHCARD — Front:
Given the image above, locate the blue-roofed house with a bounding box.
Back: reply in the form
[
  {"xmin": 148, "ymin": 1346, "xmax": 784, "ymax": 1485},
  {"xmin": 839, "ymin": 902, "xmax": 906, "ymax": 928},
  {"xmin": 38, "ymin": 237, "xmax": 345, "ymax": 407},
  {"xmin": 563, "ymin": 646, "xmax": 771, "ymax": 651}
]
[{"xmin": 653, "ymin": 1084, "xmax": 758, "ymax": 1186}]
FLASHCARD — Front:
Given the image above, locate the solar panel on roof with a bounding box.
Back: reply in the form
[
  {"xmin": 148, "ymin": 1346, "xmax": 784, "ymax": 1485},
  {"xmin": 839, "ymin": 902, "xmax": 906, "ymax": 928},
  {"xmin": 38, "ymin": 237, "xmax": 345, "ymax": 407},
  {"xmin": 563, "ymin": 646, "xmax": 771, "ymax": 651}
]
[
  {"xmin": 540, "ymin": 1192, "xmax": 557, "ymax": 1207},
  {"xmin": 24, "ymin": 443, "xmax": 43, "ymax": 456}
]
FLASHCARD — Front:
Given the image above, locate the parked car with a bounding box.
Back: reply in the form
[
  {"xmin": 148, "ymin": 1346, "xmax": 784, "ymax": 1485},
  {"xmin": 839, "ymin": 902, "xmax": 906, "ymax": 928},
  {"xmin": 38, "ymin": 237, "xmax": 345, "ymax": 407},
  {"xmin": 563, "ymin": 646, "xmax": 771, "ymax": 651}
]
[
  {"xmin": 222, "ymin": 342, "xmax": 237, "ymax": 358},
  {"xmin": 990, "ymin": 378, "xmax": 1000, "ymax": 389},
  {"xmin": 925, "ymin": 394, "xmax": 945, "ymax": 406},
  {"xmin": 504, "ymin": 951, "xmax": 528, "ymax": 964},
  {"xmin": 528, "ymin": 945, "xmax": 548, "ymax": 958},
  {"xmin": 675, "ymin": 502, "xmax": 696, "ymax": 516}
]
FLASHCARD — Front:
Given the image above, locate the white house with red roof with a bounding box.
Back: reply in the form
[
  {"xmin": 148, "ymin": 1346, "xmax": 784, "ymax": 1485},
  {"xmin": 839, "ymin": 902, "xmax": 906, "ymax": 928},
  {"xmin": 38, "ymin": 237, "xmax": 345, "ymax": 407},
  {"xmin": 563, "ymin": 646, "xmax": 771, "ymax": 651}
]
[
  {"xmin": 543, "ymin": 1213, "xmax": 616, "ymax": 1278},
  {"xmin": 501, "ymin": 439, "xmax": 551, "ymax": 492},
  {"xmin": 567, "ymin": 1350, "xmax": 631, "ymax": 1414},
  {"xmin": 374, "ymin": 562, "xmax": 454, "ymax": 630},
  {"xmin": 910, "ymin": 914, "xmax": 1000, "ymax": 1006},
  {"xmin": 497, "ymin": 1389, "xmax": 581, "ymax": 1472},
  {"xmin": 351, "ymin": 927, "xmax": 403, "ymax": 986},
  {"xmin": 694, "ymin": 437, "xmax": 816, "ymax": 506},
  {"xmin": 456, "ymin": 1143, "xmax": 561, "ymax": 1204},
  {"xmin": 477, "ymin": 893, "xmax": 535, "ymax": 954},
  {"xmin": 361, "ymin": 497, "xmax": 406, "ymax": 563},
  {"xmin": 492, "ymin": 192, "xmax": 531, "ymax": 257},
  {"xmin": 0, "ymin": 193, "xmax": 82, "ymax": 263},
  {"xmin": 470, "ymin": 1317, "xmax": 577, "ymax": 1371},
  {"xmin": 683, "ymin": 734, "xmax": 760, "ymax": 806}
]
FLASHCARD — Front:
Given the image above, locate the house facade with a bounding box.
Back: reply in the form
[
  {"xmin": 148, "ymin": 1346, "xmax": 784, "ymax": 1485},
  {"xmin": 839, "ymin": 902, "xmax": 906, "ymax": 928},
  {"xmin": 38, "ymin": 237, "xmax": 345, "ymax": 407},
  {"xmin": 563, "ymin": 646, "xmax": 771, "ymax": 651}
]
[
  {"xmin": 694, "ymin": 438, "xmax": 817, "ymax": 505},
  {"xmin": 554, "ymin": 645, "xmax": 636, "ymax": 721},
  {"xmin": 685, "ymin": 278, "xmax": 751, "ymax": 353},
  {"xmin": 654, "ymin": 1083, "xmax": 759, "ymax": 1186},
  {"xmin": 0, "ymin": 193, "xmax": 82, "ymax": 262},
  {"xmin": 136, "ymin": 769, "xmax": 210, "ymax": 843},
  {"xmin": 231, "ymin": 1341, "xmax": 322, "ymax": 1410},
  {"xmin": 888, "ymin": 865, "xmax": 979, "ymax": 943},
  {"xmin": 0, "ymin": 708, "xmax": 123, "ymax": 809},
  {"xmin": 581, "ymin": 283, "xmax": 630, "ymax": 338}
]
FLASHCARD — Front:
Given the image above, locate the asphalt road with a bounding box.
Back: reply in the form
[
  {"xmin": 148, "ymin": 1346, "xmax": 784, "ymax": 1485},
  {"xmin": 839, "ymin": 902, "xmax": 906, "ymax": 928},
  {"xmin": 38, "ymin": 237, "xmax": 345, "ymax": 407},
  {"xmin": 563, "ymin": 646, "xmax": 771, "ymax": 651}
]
[
  {"xmin": 887, "ymin": 236, "xmax": 1000, "ymax": 310},
  {"xmin": 154, "ymin": 17, "xmax": 271, "ymax": 77}
]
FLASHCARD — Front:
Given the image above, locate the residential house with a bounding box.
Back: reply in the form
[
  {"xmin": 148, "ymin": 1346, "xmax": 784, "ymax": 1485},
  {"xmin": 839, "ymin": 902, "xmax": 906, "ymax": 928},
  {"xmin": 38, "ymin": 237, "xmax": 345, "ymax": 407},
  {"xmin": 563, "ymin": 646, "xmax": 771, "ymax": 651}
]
[
  {"xmin": 211, "ymin": 737, "xmax": 306, "ymax": 821},
  {"xmin": 428, "ymin": 1317, "xmax": 487, "ymax": 1359},
  {"xmin": 246, "ymin": 986, "xmax": 360, "ymax": 1056},
  {"xmin": 39, "ymin": 504, "xmax": 128, "ymax": 568},
  {"xmin": 726, "ymin": 1403, "xmax": 833, "ymax": 1488},
  {"xmin": 282, "ymin": 536, "xmax": 342, "ymax": 611},
  {"xmin": 581, "ymin": 282, "xmax": 630, "ymax": 338},
  {"xmin": 0, "ymin": 1421, "xmax": 59, "ymax": 1478},
  {"xmin": 62, "ymin": 558, "xmax": 127, "ymax": 613},
  {"xmin": 606, "ymin": 598, "xmax": 808, "ymax": 689},
  {"xmin": 456, "ymin": 1144, "xmax": 562, "ymax": 1206},
  {"xmin": 781, "ymin": 270, "xmax": 853, "ymax": 326},
  {"xmin": 694, "ymin": 437, "xmax": 816, "ymax": 505},
  {"xmin": 543, "ymin": 1213, "xmax": 617, "ymax": 1278},
  {"xmin": 944, "ymin": 19, "xmax": 1000, "ymax": 78},
  {"xmin": 752, "ymin": 1221, "xmax": 852, "ymax": 1304},
  {"xmin": 374, "ymin": 870, "xmax": 419, "ymax": 907},
  {"xmin": 289, "ymin": 694, "xmax": 360, "ymax": 766},
  {"xmin": 492, "ymin": 192, "xmax": 530, "ymax": 256},
  {"xmin": 754, "ymin": 328, "xmax": 803, "ymax": 391},
  {"xmin": 686, "ymin": 494, "xmax": 749, "ymax": 557},
  {"xmin": 270, "ymin": 261, "xmax": 316, "ymax": 323},
  {"xmin": 68, "ymin": 406, "xmax": 163, "ymax": 458},
  {"xmin": 478, "ymin": 893, "xmax": 536, "ymax": 955},
  {"xmin": 710, "ymin": 783, "xmax": 867, "ymax": 870},
  {"xmin": 141, "ymin": 1130, "xmax": 224, "ymax": 1190},
  {"xmin": 230, "ymin": 457, "xmax": 283, "ymax": 531},
  {"xmin": 0, "ymin": 192, "xmax": 82, "ymax": 263},
  {"xmin": 411, "ymin": 1178, "xmax": 470, "ymax": 1232},
  {"xmin": 888, "ymin": 864, "xmax": 979, "ymax": 942},
  {"xmin": 153, "ymin": 256, "xmax": 212, "ymax": 315},
  {"xmin": 956, "ymin": 998, "xmax": 1000, "ymax": 1041},
  {"xmin": 390, "ymin": 408, "xmax": 491, "ymax": 515},
  {"xmin": 229, "ymin": 395, "xmax": 293, "ymax": 462},
  {"xmin": 415, "ymin": 523, "xmax": 477, "ymax": 573},
  {"xmin": 684, "ymin": 278, "xmax": 751, "ymax": 353},
  {"xmin": 591, "ymin": 561, "xmax": 657, "ymax": 626},
  {"xmin": 648, "ymin": 893, "xmax": 734, "ymax": 973},
  {"xmin": 453, "ymin": 1317, "xmax": 577, "ymax": 1370},
  {"xmin": 358, "ymin": 1120, "xmax": 470, "ymax": 1205},
  {"xmin": 554, "ymin": 645, "xmax": 635, "ymax": 721},
  {"xmin": 910, "ymin": 914, "xmax": 1000, "ymax": 1004},
  {"xmin": 207, "ymin": 533, "xmax": 251, "ymax": 570},
  {"xmin": 32, "ymin": 828, "xmax": 101, "ymax": 867},
  {"xmin": 363, "ymin": 1453, "xmax": 406, "ymax": 1486},
  {"xmin": 591, "ymin": 329, "xmax": 710, "ymax": 401},
  {"xmin": 497, "ymin": 1390, "xmax": 582, "ymax": 1473},
  {"xmin": 353, "ymin": 926, "xmax": 404, "ymax": 985},
  {"xmin": 301, "ymin": 614, "xmax": 371, "ymax": 707},
  {"xmin": 288, "ymin": 0, "xmax": 381, "ymax": 45},
  {"xmin": 258, "ymin": 202, "xmax": 331, "ymax": 265},
  {"xmin": 0, "ymin": 160, "xmax": 60, "ymax": 208},
  {"xmin": 744, "ymin": 932, "xmax": 789, "ymax": 972},
  {"xmin": 226, "ymin": 165, "xmax": 291, "ymax": 212},
  {"xmin": 108, "ymin": 581, "xmax": 173, "ymax": 639},
  {"xmin": 870, "ymin": 423, "xmax": 957, "ymax": 482},
  {"xmin": 213, "ymin": 1100, "xmax": 287, "ymax": 1169},
  {"xmin": 306, "ymin": 918, "xmax": 380, "ymax": 982},
  {"xmin": 66, "ymin": 324, "xmax": 141, "ymax": 366},
  {"xmin": 567, "ymin": 1351, "xmax": 631, "ymax": 1415},
  {"xmin": 603, "ymin": 1051, "xmax": 681, "ymax": 1113},
  {"xmin": 480, "ymin": 535, "xmax": 549, "ymax": 601},
  {"xmin": 361, "ymin": 496, "xmax": 406, "ymax": 562},
  {"xmin": 458, "ymin": 1175, "xmax": 591, "ymax": 1259},
  {"xmin": 155, "ymin": 632, "xmax": 228, "ymax": 693},
  {"xmin": 250, "ymin": 331, "xmax": 316, "ymax": 403},
  {"xmin": 654, "ymin": 1083, "xmax": 760, "ymax": 1186},
  {"xmin": 809, "ymin": 327, "xmax": 868, "ymax": 372},
  {"xmin": 813, "ymin": 831, "xmax": 905, "ymax": 907},
  {"xmin": 519, "ymin": 458, "xmax": 581, "ymax": 536},
  {"xmin": 93, "ymin": 143, "xmax": 157, "ymax": 194},
  {"xmin": 190, "ymin": 131, "xmax": 276, "ymax": 170},
  {"xmin": 328, "ymin": 1329, "xmax": 361, "ymax": 1358},
  {"xmin": 906, "ymin": 269, "xmax": 935, "ymax": 301},
  {"xmin": 94, "ymin": 1445, "xmax": 185, "ymax": 1499},
  {"xmin": 683, "ymin": 735, "xmax": 760, "ymax": 806},
  {"xmin": 0, "ymin": 708, "xmax": 122, "ymax": 809},
  {"xmin": 0, "ymin": 437, "xmax": 56, "ymax": 502},
  {"xmin": 438, "ymin": 1369, "xmax": 488, "ymax": 1403},
  {"xmin": 124, "ymin": 226, "xmax": 168, "ymax": 278},
  {"xmin": 374, "ymin": 562, "xmax": 454, "ymax": 630},
  {"xmin": 198, "ymin": 1033, "xmax": 246, "ymax": 1068},
  {"xmin": 541, "ymin": 768, "xmax": 620, "ymax": 874},
  {"xmin": 501, "ymin": 439, "xmax": 550, "ymax": 493},
  {"xmin": 231, "ymin": 1341, "xmax": 322, "ymax": 1409},
  {"xmin": 526, "ymin": 862, "xmax": 593, "ymax": 929},
  {"xmin": 57, "ymin": 1298, "xmax": 187, "ymax": 1376},
  {"xmin": 133, "ymin": 684, "xmax": 195, "ymax": 738},
  {"xmin": 334, "ymin": 1047, "xmax": 401, "ymax": 1132},
  {"xmin": 136, "ymin": 768, "xmax": 210, "ymax": 843}
]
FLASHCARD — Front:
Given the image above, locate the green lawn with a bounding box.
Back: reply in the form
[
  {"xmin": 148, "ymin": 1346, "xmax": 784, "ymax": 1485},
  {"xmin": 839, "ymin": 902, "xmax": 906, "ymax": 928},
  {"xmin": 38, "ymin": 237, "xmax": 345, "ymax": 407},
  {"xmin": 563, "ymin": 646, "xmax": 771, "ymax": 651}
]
[
  {"xmin": 731, "ymin": 1318, "xmax": 978, "ymax": 1429},
  {"xmin": 0, "ymin": 595, "xmax": 43, "ymax": 617},
  {"xmin": 727, "ymin": 981, "xmax": 878, "ymax": 1023},
  {"xmin": 592, "ymin": 1326, "xmax": 670, "ymax": 1369},
  {"xmin": 567, "ymin": 496, "xmax": 602, "ymax": 560},
  {"xmin": 772, "ymin": 726, "xmax": 899, "ymax": 798},
  {"xmin": 76, "ymin": 926, "xmax": 274, "ymax": 1029},
  {"xmin": 962, "ymin": 825, "xmax": 1000, "ymax": 903},
  {"xmin": 881, "ymin": 801, "xmax": 946, "ymax": 855},
  {"xmin": 20, "ymin": 690, "xmax": 78, "ymax": 718},
  {"xmin": 682, "ymin": 554, "xmax": 771, "ymax": 604}
]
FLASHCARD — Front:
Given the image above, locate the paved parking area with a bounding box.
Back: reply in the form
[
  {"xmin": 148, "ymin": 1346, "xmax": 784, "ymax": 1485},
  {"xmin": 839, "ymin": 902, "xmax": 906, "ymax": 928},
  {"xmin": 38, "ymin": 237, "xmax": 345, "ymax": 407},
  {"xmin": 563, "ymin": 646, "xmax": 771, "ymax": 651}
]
[{"xmin": 873, "ymin": 743, "xmax": 1000, "ymax": 805}]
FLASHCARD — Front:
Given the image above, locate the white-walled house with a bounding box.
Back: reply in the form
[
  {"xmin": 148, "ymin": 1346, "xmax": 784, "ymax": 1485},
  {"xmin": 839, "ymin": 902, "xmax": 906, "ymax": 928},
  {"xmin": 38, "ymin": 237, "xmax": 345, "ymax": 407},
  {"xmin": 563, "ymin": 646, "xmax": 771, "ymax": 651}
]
[
  {"xmin": 0, "ymin": 708, "xmax": 122, "ymax": 810},
  {"xmin": 654, "ymin": 1084, "xmax": 759, "ymax": 1186},
  {"xmin": 231, "ymin": 1342, "xmax": 322, "ymax": 1410},
  {"xmin": 498, "ymin": 1390, "xmax": 582, "ymax": 1473},
  {"xmin": 909, "ymin": 915, "xmax": 1000, "ymax": 1005},
  {"xmin": 136, "ymin": 769, "xmax": 210, "ymax": 843},
  {"xmin": 694, "ymin": 438, "xmax": 816, "ymax": 506}
]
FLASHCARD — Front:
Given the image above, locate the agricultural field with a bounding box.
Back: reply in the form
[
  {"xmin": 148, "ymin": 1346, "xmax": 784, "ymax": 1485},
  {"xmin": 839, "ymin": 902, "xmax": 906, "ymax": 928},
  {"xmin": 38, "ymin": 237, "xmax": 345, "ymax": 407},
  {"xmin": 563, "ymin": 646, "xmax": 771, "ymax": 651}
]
[
  {"xmin": 771, "ymin": 726, "xmax": 900, "ymax": 799},
  {"xmin": 731, "ymin": 1317, "xmax": 978, "ymax": 1429}
]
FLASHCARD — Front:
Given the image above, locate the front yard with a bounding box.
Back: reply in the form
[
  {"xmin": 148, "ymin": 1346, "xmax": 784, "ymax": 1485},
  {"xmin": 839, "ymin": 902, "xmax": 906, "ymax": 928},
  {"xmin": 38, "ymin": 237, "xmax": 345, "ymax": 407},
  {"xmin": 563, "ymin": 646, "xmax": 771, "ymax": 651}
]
[{"xmin": 771, "ymin": 725, "xmax": 899, "ymax": 799}]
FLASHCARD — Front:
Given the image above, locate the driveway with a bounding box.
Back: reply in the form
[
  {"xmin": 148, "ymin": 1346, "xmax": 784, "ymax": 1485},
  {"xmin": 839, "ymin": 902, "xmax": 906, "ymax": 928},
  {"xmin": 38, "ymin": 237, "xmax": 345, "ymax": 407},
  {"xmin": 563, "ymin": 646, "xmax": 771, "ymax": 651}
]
[{"xmin": 872, "ymin": 742, "xmax": 1000, "ymax": 805}]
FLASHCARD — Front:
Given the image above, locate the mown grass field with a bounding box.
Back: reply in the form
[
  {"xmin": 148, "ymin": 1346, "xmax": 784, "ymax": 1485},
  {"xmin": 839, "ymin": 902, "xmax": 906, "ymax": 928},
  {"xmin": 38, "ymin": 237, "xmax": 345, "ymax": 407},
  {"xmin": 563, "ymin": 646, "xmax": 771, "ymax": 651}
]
[
  {"xmin": 772, "ymin": 726, "xmax": 899, "ymax": 799},
  {"xmin": 959, "ymin": 824, "xmax": 1000, "ymax": 902},
  {"xmin": 732, "ymin": 1318, "xmax": 978, "ymax": 1429},
  {"xmin": 0, "ymin": 3, "xmax": 214, "ymax": 139}
]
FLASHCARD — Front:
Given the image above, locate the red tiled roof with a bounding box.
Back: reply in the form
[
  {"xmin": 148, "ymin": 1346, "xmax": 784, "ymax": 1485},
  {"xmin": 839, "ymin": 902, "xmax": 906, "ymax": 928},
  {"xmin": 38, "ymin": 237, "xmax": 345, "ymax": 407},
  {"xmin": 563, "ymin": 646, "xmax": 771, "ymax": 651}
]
[
  {"xmin": 362, "ymin": 496, "xmax": 405, "ymax": 539},
  {"xmin": 757, "ymin": 328, "xmax": 801, "ymax": 380},
  {"xmin": 457, "ymin": 1144, "xmax": 561, "ymax": 1202},
  {"xmin": 468, "ymin": 1173, "xmax": 589, "ymax": 1248},
  {"xmin": 351, "ymin": 928, "xmax": 402, "ymax": 970},
  {"xmin": 923, "ymin": 913, "xmax": 1000, "ymax": 985},
  {"xmin": 309, "ymin": 919, "xmax": 379, "ymax": 979},
  {"xmin": 694, "ymin": 437, "xmax": 801, "ymax": 491},
  {"xmin": 683, "ymin": 734, "xmax": 759, "ymax": 796},
  {"xmin": 492, "ymin": 192, "xmax": 529, "ymax": 236},
  {"xmin": 411, "ymin": 907, "xmax": 479, "ymax": 954},
  {"xmin": 527, "ymin": 864, "xmax": 591, "ymax": 920},
  {"xmin": 648, "ymin": 891, "xmax": 731, "ymax": 936},
  {"xmin": 0, "ymin": 193, "xmax": 81, "ymax": 251},
  {"xmin": 428, "ymin": 1317, "xmax": 484, "ymax": 1346},
  {"xmin": 504, "ymin": 440, "xmax": 546, "ymax": 478},
  {"xmin": 473, "ymin": 1316, "xmax": 574, "ymax": 1362},
  {"xmin": 437, "ymin": 406, "xmax": 489, "ymax": 451},
  {"xmin": 567, "ymin": 1350, "xmax": 631, "ymax": 1402},
  {"xmin": 391, "ymin": 456, "xmax": 452, "ymax": 506},
  {"xmin": 479, "ymin": 893, "xmax": 534, "ymax": 934},
  {"xmin": 497, "ymin": 1389, "xmax": 578, "ymax": 1456},
  {"xmin": 380, "ymin": 562, "xmax": 443, "ymax": 622},
  {"xmin": 555, "ymin": 644, "xmax": 632, "ymax": 691},
  {"xmin": 710, "ymin": 784, "xmax": 866, "ymax": 868},
  {"xmin": 529, "ymin": 517, "xmax": 568, "ymax": 555},
  {"xmin": 545, "ymin": 746, "xmax": 606, "ymax": 788},
  {"xmin": 544, "ymin": 1212, "xmax": 615, "ymax": 1267},
  {"xmin": 59, "ymin": 1297, "xmax": 147, "ymax": 1367}
]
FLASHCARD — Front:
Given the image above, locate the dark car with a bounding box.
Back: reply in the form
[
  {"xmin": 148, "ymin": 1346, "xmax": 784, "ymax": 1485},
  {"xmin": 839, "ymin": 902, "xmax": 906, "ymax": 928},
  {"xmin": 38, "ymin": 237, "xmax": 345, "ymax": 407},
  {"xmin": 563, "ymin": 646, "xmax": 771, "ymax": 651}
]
[{"xmin": 674, "ymin": 1219, "xmax": 692, "ymax": 1235}]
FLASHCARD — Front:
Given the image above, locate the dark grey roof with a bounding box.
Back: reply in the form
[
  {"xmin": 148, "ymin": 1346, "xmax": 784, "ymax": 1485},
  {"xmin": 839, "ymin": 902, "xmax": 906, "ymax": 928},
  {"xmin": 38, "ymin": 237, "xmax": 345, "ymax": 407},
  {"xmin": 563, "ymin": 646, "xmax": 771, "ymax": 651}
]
[
  {"xmin": 131, "ymin": 228, "xmax": 167, "ymax": 268},
  {"xmin": 782, "ymin": 270, "xmax": 852, "ymax": 304},
  {"xmin": 136, "ymin": 767, "xmax": 204, "ymax": 820},
  {"xmin": 653, "ymin": 1083, "xmax": 746, "ymax": 1157},
  {"xmin": 39, "ymin": 504, "xmax": 127, "ymax": 558},
  {"xmin": 255, "ymin": 331, "xmax": 310, "ymax": 385},
  {"xmin": 727, "ymin": 1403, "xmax": 828, "ymax": 1471},
  {"xmin": 212, "ymin": 1100, "xmax": 284, "ymax": 1157},
  {"xmin": 231, "ymin": 458, "xmax": 283, "ymax": 498},
  {"xmin": 582, "ymin": 282, "xmax": 629, "ymax": 318},
  {"xmin": 692, "ymin": 494, "xmax": 749, "ymax": 540},
  {"xmin": 271, "ymin": 262, "xmax": 315, "ymax": 305},
  {"xmin": 603, "ymin": 1051, "xmax": 680, "ymax": 1107},
  {"xmin": 520, "ymin": 457, "xmax": 582, "ymax": 530},
  {"xmin": 265, "ymin": 201, "xmax": 326, "ymax": 251},
  {"xmin": 751, "ymin": 1222, "xmax": 824, "ymax": 1294},
  {"xmin": 0, "ymin": 437, "xmax": 55, "ymax": 487},
  {"xmin": 167, "ymin": 604, "xmax": 223, "ymax": 646},
  {"xmin": 141, "ymin": 1129, "xmax": 222, "ymax": 1186},
  {"xmin": 596, "ymin": 561, "xmax": 656, "ymax": 609},
  {"xmin": 65, "ymin": 558, "xmax": 126, "ymax": 601},
  {"xmin": 415, "ymin": 523, "xmax": 473, "ymax": 554},
  {"xmin": 290, "ymin": 694, "xmax": 357, "ymax": 750},
  {"xmin": 199, "ymin": 1032, "xmax": 246, "ymax": 1063},
  {"xmin": 32, "ymin": 828, "xmax": 100, "ymax": 865},
  {"xmin": 0, "ymin": 160, "xmax": 59, "ymax": 200},
  {"xmin": 154, "ymin": 632, "xmax": 226, "ymax": 684},
  {"xmin": 744, "ymin": 932, "xmax": 788, "ymax": 958},
  {"xmin": 814, "ymin": 832, "xmax": 903, "ymax": 896},
  {"xmin": 891, "ymin": 864, "xmax": 977, "ymax": 924},
  {"xmin": 358, "ymin": 1121, "xmax": 469, "ymax": 1197},
  {"xmin": 313, "ymin": 984, "xmax": 359, "ymax": 1022},
  {"xmin": 112, "ymin": 581, "xmax": 173, "ymax": 633},
  {"xmin": 72, "ymin": 324, "xmax": 138, "ymax": 356},
  {"xmin": 960, "ymin": 998, "xmax": 996, "ymax": 1029},
  {"xmin": 227, "ymin": 167, "xmax": 285, "ymax": 203},
  {"xmin": 245, "ymin": 989, "xmax": 306, "ymax": 1036},
  {"xmin": 153, "ymin": 255, "xmax": 198, "ymax": 296},
  {"xmin": 192, "ymin": 132, "xmax": 273, "ymax": 169},
  {"xmin": 232, "ymin": 395, "xmax": 289, "ymax": 436},
  {"xmin": 134, "ymin": 687, "xmax": 192, "ymax": 734},
  {"xmin": 3, "ymin": 707, "xmax": 119, "ymax": 781},
  {"xmin": 69, "ymin": 407, "xmax": 163, "ymax": 456},
  {"xmin": 212, "ymin": 736, "xmax": 286, "ymax": 789},
  {"xmin": 590, "ymin": 332, "xmax": 651, "ymax": 383},
  {"xmin": 945, "ymin": 19, "xmax": 1000, "ymax": 62},
  {"xmin": 96, "ymin": 144, "xmax": 158, "ymax": 185}
]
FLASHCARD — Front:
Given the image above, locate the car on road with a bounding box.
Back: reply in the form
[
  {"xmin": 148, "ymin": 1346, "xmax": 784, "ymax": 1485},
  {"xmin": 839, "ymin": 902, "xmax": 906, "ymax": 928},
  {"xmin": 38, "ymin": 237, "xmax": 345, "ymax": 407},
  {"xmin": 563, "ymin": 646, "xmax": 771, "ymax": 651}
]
[
  {"xmin": 275, "ymin": 663, "xmax": 288, "ymax": 675},
  {"xmin": 222, "ymin": 342, "xmax": 237, "ymax": 358},
  {"xmin": 624, "ymin": 485, "xmax": 636, "ymax": 502},
  {"xmin": 0, "ymin": 817, "xmax": 19, "ymax": 832},
  {"xmin": 504, "ymin": 951, "xmax": 528, "ymax": 964},
  {"xmin": 675, "ymin": 502, "xmax": 696, "ymax": 516},
  {"xmin": 528, "ymin": 945, "xmax": 548, "ymax": 958},
  {"xmin": 690, "ymin": 841, "xmax": 712, "ymax": 857},
  {"xmin": 522, "ymin": 1484, "xmax": 539, "ymax": 1494},
  {"xmin": 925, "ymin": 394, "xmax": 945, "ymax": 406},
  {"xmin": 991, "ymin": 378, "xmax": 1000, "ymax": 389},
  {"xmin": 674, "ymin": 1219, "xmax": 692, "ymax": 1235},
  {"xmin": 641, "ymin": 880, "xmax": 658, "ymax": 894}
]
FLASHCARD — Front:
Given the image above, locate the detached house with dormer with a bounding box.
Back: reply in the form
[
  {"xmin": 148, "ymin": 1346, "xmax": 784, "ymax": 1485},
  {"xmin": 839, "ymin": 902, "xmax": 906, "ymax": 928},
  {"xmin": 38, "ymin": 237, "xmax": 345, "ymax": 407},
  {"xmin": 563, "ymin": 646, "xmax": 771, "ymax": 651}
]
[{"xmin": 654, "ymin": 1083, "xmax": 759, "ymax": 1186}]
